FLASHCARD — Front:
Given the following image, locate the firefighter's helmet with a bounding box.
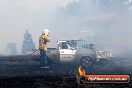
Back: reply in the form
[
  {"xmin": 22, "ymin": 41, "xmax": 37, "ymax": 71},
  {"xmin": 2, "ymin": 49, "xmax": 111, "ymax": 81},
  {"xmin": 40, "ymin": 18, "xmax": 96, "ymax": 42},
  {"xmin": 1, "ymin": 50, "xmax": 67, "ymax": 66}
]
[{"xmin": 42, "ymin": 29, "xmax": 50, "ymax": 35}]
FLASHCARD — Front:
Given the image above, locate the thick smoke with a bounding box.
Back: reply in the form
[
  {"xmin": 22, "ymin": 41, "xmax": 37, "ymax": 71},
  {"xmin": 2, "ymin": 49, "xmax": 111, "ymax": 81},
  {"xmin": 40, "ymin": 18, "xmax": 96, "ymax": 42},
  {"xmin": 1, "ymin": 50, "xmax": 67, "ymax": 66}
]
[
  {"xmin": 48, "ymin": 0, "xmax": 132, "ymax": 71},
  {"xmin": 54, "ymin": 0, "xmax": 132, "ymax": 57},
  {"xmin": 0, "ymin": 0, "xmax": 132, "ymax": 57}
]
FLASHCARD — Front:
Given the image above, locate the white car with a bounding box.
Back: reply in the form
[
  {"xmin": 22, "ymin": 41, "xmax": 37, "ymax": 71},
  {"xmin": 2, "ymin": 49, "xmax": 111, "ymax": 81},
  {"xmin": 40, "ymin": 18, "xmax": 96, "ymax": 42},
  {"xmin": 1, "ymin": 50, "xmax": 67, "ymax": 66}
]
[{"xmin": 31, "ymin": 39, "xmax": 112, "ymax": 68}]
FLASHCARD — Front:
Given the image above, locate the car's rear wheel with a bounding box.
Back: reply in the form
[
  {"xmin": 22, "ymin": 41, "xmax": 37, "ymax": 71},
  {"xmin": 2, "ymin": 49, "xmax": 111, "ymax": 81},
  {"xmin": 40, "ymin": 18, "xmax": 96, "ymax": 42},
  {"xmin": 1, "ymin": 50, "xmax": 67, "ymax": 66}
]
[{"xmin": 81, "ymin": 56, "xmax": 93, "ymax": 69}]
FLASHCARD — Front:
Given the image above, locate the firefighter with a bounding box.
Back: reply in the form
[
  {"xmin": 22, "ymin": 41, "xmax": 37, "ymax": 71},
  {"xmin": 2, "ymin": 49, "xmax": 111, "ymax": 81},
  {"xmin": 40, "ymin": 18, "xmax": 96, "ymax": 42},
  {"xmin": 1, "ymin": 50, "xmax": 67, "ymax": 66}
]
[{"xmin": 39, "ymin": 29, "xmax": 50, "ymax": 68}]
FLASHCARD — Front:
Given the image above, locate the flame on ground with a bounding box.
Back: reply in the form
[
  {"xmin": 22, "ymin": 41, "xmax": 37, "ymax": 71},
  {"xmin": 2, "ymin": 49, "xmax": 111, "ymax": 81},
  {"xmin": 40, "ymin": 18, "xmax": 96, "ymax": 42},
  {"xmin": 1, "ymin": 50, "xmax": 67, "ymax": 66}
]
[{"xmin": 78, "ymin": 65, "xmax": 86, "ymax": 76}]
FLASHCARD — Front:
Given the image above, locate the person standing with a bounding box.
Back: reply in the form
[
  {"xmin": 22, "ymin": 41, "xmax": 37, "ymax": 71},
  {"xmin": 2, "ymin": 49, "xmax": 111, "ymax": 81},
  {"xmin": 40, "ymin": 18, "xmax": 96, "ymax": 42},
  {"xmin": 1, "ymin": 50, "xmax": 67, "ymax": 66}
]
[{"xmin": 39, "ymin": 29, "xmax": 50, "ymax": 68}]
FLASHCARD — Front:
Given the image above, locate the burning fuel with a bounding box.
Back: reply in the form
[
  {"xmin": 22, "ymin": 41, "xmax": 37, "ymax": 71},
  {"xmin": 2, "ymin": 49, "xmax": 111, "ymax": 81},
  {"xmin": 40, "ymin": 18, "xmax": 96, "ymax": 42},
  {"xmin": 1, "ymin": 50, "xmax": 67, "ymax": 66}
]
[{"xmin": 78, "ymin": 65, "xmax": 86, "ymax": 76}]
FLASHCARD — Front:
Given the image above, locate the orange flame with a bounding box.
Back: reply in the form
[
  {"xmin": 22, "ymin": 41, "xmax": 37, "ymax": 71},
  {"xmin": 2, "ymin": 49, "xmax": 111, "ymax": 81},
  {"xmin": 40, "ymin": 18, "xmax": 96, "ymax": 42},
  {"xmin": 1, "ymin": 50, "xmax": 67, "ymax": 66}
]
[{"xmin": 78, "ymin": 66, "xmax": 86, "ymax": 76}]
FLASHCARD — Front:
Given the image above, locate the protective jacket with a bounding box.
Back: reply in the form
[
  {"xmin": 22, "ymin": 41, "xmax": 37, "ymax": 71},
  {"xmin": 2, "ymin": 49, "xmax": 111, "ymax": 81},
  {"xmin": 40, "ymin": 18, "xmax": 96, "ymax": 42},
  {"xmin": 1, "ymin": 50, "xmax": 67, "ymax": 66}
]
[{"xmin": 39, "ymin": 34, "xmax": 50, "ymax": 51}]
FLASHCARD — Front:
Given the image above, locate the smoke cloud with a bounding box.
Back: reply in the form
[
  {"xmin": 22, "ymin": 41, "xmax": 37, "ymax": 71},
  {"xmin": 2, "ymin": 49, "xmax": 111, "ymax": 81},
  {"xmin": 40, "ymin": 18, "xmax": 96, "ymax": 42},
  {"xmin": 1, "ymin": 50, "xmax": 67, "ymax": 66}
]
[{"xmin": 0, "ymin": 0, "xmax": 132, "ymax": 57}]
